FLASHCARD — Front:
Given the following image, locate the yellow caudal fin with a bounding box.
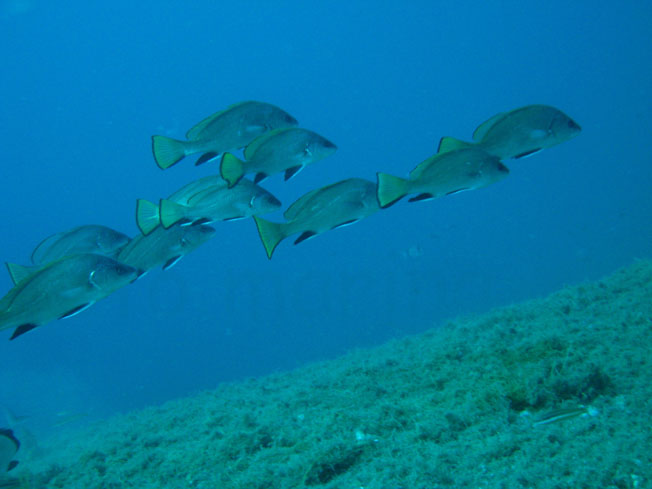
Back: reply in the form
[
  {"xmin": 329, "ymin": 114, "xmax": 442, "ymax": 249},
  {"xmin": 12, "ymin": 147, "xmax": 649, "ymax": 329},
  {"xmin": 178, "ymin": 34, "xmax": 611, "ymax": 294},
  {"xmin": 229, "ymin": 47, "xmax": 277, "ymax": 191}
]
[
  {"xmin": 253, "ymin": 216, "xmax": 286, "ymax": 259},
  {"xmin": 376, "ymin": 172, "xmax": 410, "ymax": 208},
  {"xmin": 151, "ymin": 135, "xmax": 188, "ymax": 170},
  {"xmin": 136, "ymin": 199, "xmax": 161, "ymax": 235},
  {"xmin": 437, "ymin": 136, "xmax": 474, "ymax": 154},
  {"xmin": 220, "ymin": 153, "xmax": 245, "ymax": 188},
  {"xmin": 159, "ymin": 199, "xmax": 189, "ymax": 228}
]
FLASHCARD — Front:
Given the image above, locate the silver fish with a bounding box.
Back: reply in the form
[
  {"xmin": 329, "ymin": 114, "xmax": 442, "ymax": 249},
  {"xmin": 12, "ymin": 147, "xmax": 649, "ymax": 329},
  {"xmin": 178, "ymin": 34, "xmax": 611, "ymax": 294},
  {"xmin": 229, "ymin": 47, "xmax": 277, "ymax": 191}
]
[
  {"xmin": 376, "ymin": 147, "xmax": 509, "ymax": 208},
  {"xmin": 253, "ymin": 178, "xmax": 380, "ymax": 259},
  {"xmin": 0, "ymin": 254, "xmax": 141, "ymax": 340},
  {"xmin": 30, "ymin": 225, "xmax": 130, "ymax": 265},
  {"xmin": 136, "ymin": 175, "xmax": 224, "ymax": 235},
  {"xmin": 151, "ymin": 101, "xmax": 298, "ymax": 169},
  {"xmin": 220, "ymin": 127, "xmax": 337, "ymax": 187},
  {"xmin": 117, "ymin": 223, "xmax": 216, "ymax": 273},
  {"xmin": 438, "ymin": 104, "xmax": 581, "ymax": 159},
  {"xmin": 158, "ymin": 179, "xmax": 281, "ymax": 229}
]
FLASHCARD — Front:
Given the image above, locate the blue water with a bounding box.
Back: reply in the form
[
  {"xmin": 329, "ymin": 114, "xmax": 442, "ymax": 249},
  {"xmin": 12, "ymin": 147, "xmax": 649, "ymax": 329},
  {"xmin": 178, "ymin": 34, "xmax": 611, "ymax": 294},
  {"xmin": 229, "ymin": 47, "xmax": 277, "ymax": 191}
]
[{"xmin": 0, "ymin": 0, "xmax": 650, "ymax": 431}]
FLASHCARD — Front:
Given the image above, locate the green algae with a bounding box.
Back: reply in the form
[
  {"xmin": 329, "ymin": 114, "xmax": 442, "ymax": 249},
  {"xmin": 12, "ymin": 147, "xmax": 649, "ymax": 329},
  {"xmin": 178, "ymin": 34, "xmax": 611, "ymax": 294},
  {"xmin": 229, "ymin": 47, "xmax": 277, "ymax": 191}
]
[{"xmin": 15, "ymin": 260, "xmax": 652, "ymax": 489}]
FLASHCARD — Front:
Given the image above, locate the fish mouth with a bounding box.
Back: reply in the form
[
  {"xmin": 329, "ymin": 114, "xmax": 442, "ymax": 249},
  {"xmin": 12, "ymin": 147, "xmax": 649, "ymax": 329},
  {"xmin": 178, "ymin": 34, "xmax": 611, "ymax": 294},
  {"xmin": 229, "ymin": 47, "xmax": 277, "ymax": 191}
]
[
  {"xmin": 323, "ymin": 140, "xmax": 337, "ymax": 150},
  {"xmin": 498, "ymin": 162, "xmax": 510, "ymax": 173}
]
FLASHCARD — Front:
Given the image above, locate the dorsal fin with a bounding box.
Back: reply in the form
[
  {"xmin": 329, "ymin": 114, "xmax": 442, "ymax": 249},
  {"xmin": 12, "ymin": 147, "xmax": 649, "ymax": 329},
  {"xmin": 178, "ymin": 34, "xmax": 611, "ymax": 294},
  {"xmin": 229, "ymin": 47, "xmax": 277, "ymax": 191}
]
[
  {"xmin": 30, "ymin": 230, "xmax": 66, "ymax": 264},
  {"xmin": 472, "ymin": 111, "xmax": 506, "ymax": 142},
  {"xmin": 244, "ymin": 127, "xmax": 293, "ymax": 160},
  {"xmin": 185, "ymin": 101, "xmax": 253, "ymax": 140},
  {"xmin": 283, "ymin": 187, "xmax": 323, "ymax": 221},
  {"xmin": 437, "ymin": 136, "xmax": 474, "ymax": 154},
  {"xmin": 5, "ymin": 262, "xmax": 36, "ymax": 285}
]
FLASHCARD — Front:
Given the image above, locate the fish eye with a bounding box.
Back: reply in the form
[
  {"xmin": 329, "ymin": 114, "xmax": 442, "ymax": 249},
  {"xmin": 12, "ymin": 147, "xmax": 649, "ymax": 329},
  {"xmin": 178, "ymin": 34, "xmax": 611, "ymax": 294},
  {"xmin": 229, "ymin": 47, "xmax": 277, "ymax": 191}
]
[{"xmin": 568, "ymin": 119, "xmax": 580, "ymax": 130}]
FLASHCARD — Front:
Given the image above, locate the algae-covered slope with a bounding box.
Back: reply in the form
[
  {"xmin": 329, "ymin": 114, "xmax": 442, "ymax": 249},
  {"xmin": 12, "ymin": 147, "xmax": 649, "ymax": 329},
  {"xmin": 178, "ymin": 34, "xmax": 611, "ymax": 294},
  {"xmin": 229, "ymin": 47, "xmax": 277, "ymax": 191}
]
[{"xmin": 18, "ymin": 260, "xmax": 652, "ymax": 489}]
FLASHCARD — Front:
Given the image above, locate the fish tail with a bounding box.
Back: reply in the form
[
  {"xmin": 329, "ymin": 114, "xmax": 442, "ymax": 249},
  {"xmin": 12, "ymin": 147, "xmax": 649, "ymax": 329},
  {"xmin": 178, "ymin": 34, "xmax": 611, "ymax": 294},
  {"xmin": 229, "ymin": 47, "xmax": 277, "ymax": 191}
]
[
  {"xmin": 135, "ymin": 199, "xmax": 160, "ymax": 235},
  {"xmin": 376, "ymin": 172, "xmax": 409, "ymax": 208},
  {"xmin": 220, "ymin": 153, "xmax": 245, "ymax": 188},
  {"xmin": 159, "ymin": 199, "xmax": 188, "ymax": 228},
  {"xmin": 253, "ymin": 216, "xmax": 286, "ymax": 259},
  {"xmin": 151, "ymin": 135, "xmax": 188, "ymax": 170}
]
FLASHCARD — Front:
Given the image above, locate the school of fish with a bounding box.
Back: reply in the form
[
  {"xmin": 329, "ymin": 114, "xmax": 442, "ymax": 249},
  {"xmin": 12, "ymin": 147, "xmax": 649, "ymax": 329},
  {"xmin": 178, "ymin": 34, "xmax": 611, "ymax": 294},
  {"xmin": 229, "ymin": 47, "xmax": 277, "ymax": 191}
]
[{"xmin": 0, "ymin": 101, "xmax": 582, "ymax": 347}]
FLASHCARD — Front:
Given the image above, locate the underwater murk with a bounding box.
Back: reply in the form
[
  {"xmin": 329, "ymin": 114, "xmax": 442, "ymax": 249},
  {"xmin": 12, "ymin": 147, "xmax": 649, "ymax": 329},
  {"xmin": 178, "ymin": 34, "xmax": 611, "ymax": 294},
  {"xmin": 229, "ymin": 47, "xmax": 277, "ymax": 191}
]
[{"xmin": 0, "ymin": 1, "xmax": 650, "ymax": 488}]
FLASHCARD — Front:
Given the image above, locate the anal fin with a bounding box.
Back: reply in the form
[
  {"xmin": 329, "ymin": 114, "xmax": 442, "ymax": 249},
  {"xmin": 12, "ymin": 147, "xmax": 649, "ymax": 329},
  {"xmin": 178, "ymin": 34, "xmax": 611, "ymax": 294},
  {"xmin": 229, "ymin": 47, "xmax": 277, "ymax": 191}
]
[
  {"xmin": 514, "ymin": 148, "xmax": 541, "ymax": 159},
  {"xmin": 162, "ymin": 256, "xmax": 182, "ymax": 270},
  {"xmin": 446, "ymin": 187, "xmax": 470, "ymax": 196},
  {"xmin": 59, "ymin": 303, "xmax": 93, "ymax": 319},
  {"xmin": 332, "ymin": 219, "xmax": 360, "ymax": 230}
]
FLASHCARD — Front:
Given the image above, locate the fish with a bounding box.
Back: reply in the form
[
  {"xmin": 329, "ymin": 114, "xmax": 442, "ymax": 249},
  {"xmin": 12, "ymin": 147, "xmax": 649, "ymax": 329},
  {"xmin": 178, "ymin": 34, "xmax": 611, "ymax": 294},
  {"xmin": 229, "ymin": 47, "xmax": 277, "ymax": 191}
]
[
  {"xmin": 219, "ymin": 127, "xmax": 337, "ymax": 187},
  {"xmin": 253, "ymin": 178, "xmax": 380, "ymax": 259},
  {"xmin": 136, "ymin": 175, "xmax": 224, "ymax": 235},
  {"xmin": 0, "ymin": 254, "xmax": 141, "ymax": 340},
  {"xmin": 437, "ymin": 104, "xmax": 581, "ymax": 160},
  {"xmin": 151, "ymin": 101, "xmax": 298, "ymax": 170},
  {"xmin": 30, "ymin": 225, "xmax": 130, "ymax": 265},
  {"xmin": 0, "ymin": 429, "xmax": 19, "ymax": 471},
  {"xmin": 158, "ymin": 178, "xmax": 281, "ymax": 229},
  {"xmin": 532, "ymin": 405, "xmax": 599, "ymax": 427},
  {"xmin": 376, "ymin": 147, "xmax": 509, "ymax": 208},
  {"xmin": 117, "ymin": 223, "xmax": 216, "ymax": 272}
]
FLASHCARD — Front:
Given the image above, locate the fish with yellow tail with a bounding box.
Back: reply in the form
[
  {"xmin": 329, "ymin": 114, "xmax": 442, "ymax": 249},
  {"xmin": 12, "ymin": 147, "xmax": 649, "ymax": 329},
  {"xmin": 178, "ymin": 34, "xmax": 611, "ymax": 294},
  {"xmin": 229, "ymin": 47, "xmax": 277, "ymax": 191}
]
[
  {"xmin": 376, "ymin": 146, "xmax": 509, "ymax": 208},
  {"xmin": 437, "ymin": 104, "xmax": 581, "ymax": 160},
  {"xmin": 30, "ymin": 224, "xmax": 130, "ymax": 265},
  {"xmin": 0, "ymin": 254, "xmax": 141, "ymax": 340},
  {"xmin": 151, "ymin": 101, "xmax": 298, "ymax": 169},
  {"xmin": 220, "ymin": 127, "xmax": 337, "ymax": 187},
  {"xmin": 253, "ymin": 178, "xmax": 380, "ymax": 259}
]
